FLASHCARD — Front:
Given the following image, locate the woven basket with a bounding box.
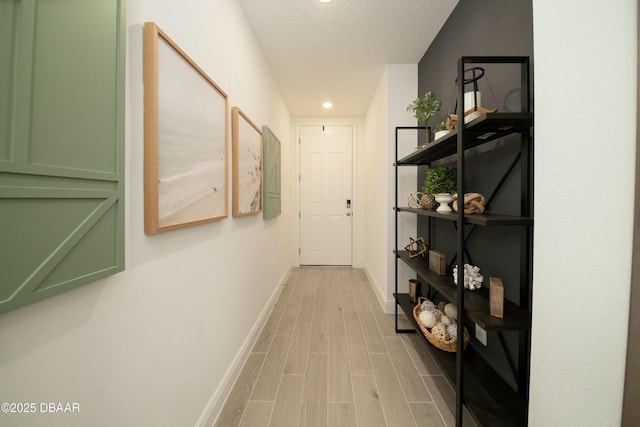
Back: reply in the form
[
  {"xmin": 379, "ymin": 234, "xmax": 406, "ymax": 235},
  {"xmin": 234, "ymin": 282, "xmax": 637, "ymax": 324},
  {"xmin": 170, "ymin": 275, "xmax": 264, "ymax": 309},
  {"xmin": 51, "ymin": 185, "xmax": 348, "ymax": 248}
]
[{"xmin": 413, "ymin": 297, "xmax": 470, "ymax": 352}]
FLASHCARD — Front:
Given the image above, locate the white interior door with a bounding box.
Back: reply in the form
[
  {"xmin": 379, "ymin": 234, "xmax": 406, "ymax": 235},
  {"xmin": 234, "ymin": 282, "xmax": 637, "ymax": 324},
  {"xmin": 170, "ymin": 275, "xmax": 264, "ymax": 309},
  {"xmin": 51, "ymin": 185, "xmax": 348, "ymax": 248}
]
[{"xmin": 299, "ymin": 125, "xmax": 353, "ymax": 265}]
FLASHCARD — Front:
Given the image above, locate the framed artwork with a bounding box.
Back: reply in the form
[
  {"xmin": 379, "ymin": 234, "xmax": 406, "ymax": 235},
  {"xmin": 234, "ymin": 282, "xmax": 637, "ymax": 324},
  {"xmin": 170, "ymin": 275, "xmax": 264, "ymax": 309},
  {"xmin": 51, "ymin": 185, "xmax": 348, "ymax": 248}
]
[
  {"xmin": 143, "ymin": 22, "xmax": 228, "ymax": 234},
  {"xmin": 232, "ymin": 107, "xmax": 262, "ymax": 217},
  {"xmin": 262, "ymin": 125, "xmax": 281, "ymax": 219}
]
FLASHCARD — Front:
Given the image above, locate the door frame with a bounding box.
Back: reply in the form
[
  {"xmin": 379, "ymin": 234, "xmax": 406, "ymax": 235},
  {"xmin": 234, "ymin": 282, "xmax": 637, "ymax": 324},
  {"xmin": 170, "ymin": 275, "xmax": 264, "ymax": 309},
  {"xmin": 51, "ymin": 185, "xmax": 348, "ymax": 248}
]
[{"xmin": 293, "ymin": 119, "xmax": 360, "ymax": 267}]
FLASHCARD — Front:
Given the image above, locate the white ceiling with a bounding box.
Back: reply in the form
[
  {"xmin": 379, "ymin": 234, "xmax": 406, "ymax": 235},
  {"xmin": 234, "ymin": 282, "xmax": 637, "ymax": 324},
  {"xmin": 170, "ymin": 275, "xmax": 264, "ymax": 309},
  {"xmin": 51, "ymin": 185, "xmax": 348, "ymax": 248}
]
[{"xmin": 237, "ymin": 0, "xmax": 458, "ymax": 117}]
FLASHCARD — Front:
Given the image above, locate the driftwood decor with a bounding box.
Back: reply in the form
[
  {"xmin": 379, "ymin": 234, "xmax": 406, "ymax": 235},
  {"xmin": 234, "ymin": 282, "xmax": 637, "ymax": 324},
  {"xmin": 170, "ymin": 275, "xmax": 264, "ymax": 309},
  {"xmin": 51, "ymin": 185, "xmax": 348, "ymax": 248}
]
[
  {"xmin": 143, "ymin": 22, "xmax": 229, "ymax": 234},
  {"xmin": 453, "ymin": 192, "xmax": 486, "ymax": 214},
  {"xmin": 445, "ymin": 106, "xmax": 497, "ymax": 131},
  {"xmin": 490, "ymin": 277, "xmax": 505, "ymax": 318}
]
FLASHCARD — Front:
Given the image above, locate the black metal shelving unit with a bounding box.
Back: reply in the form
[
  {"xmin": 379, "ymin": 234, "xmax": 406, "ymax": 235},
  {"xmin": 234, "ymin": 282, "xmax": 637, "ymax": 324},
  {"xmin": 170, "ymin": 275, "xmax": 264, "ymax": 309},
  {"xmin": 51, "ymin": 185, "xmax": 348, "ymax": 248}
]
[{"xmin": 393, "ymin": 56, "xmax": 533, "ymax": 427}]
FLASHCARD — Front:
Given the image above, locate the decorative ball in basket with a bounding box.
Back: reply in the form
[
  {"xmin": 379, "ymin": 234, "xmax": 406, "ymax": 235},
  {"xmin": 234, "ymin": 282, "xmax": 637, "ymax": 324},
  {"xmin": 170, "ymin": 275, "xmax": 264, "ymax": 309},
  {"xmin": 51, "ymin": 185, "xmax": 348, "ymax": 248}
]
[{"xmin": 413, "ymin": 297, "xmax": 469, "ymax": 352}]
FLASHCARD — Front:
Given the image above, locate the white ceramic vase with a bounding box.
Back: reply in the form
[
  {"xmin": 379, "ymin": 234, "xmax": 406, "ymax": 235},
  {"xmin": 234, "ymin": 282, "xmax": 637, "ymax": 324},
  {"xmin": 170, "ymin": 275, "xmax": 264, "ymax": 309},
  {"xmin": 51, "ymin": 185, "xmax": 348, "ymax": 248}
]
[
  {"xmin": 434, "ymin": 130, "xmax": 449, "ymax": 140},
  {"xmin": 435, "ymin": 193, "xmax": 454, "ymax": 213}
]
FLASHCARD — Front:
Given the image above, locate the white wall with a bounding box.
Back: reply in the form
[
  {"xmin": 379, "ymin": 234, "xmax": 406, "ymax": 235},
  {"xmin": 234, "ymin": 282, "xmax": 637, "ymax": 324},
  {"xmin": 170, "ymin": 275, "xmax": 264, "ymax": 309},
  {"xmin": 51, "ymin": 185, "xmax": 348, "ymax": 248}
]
[
  {"xmin": 529, "ymin": 1, "xmax": 636, "ymax": 425},
  {"xmin": 363, "ymin": 64, "xmax": 418, "ymax": 311},
  {"xmin": 0, "ymin": 1, "xmax": 293, "ymax": 427},
  {"xmin": 363, "ymin": 69, "xmax": 388, "ymax": 297}
]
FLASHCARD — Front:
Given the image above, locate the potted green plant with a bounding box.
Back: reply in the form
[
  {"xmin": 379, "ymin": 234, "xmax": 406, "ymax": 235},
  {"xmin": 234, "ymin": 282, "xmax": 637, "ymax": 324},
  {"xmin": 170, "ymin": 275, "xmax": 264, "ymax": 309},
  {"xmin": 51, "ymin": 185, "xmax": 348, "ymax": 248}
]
[
  {"xmin": 433, "ymin": 121, "xmax": 449, "ymax": 140},
  {"xmin": 407, "ymin": 92, "xmax": 441, "ymax": 144},
  {"xmin": 423, "ymin": 167, "xmax": 457, "ymax": 213}
]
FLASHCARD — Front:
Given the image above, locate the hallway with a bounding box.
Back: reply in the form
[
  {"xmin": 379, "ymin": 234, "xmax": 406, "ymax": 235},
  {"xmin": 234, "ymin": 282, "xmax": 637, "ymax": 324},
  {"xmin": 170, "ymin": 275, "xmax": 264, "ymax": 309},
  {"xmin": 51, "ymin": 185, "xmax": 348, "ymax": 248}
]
[{"xmin": 213, "ymin": 267, "xmax": 476, "ymax": 427}]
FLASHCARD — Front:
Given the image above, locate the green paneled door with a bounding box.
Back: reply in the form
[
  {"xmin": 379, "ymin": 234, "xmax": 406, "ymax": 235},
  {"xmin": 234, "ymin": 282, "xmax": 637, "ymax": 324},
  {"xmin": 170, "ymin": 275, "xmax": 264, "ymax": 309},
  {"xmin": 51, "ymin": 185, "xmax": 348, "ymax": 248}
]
[
  {"xmin": 262, "ymin": 126, "xmax": 281, "ymax": 219},
  {"xmin": 0, "ymin": 0, "xmax": 125, "ymax": 314}
]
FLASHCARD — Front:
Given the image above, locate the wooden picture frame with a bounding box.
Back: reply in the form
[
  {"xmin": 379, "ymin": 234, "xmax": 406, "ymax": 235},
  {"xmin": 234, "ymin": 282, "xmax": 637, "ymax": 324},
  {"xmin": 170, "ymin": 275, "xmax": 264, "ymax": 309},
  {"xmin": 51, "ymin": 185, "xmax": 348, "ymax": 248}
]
[
  {"xmin": 262, "ymin": 125, "xmax": 281, "ymax": 219},
  {"xmin": 232, "ymin": 107, "xmax": 262, "ymax": 217},
  {"xmin": 143, "ymin": 22, "xmax": 228, "ymax": 234}
]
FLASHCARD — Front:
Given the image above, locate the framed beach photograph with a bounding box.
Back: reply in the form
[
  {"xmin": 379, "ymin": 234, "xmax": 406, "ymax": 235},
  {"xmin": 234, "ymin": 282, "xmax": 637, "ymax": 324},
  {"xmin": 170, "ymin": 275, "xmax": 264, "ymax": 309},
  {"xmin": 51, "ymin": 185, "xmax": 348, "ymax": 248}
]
[
  {"xmin": 143, "ymin": 22, "xmax": 229, "ymax": 234},
  {"xmin": 232, "ymin": 107, "xmax": 263, "ymax": 217}
]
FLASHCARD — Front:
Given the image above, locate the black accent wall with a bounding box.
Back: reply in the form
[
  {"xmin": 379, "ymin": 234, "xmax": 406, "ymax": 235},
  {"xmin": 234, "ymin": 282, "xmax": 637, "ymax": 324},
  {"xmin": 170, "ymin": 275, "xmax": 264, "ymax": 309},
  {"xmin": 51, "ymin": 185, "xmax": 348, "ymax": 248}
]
[
  {"xmin": 418, "ymin": 0, "xmax": 533, "ymax": 129},
  {"xmin": 416, "ymin": 0, "xmax": 533, "ymax": 389}
]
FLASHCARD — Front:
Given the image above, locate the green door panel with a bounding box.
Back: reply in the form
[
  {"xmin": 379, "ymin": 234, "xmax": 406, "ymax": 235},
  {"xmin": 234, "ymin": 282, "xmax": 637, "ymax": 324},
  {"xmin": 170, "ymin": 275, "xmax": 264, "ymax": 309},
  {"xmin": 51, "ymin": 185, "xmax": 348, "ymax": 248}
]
[
  {"xmin": 33, "ymin": 199, "xmax": 120, "ymax": 292},
  {"xmin": 29, "ymin": 0, "xmax": 120, "ymax": 172},
  {"xmin": 262, "ymin": 126, "xmax": 281, "ymax": 219},
  {"xmin": 0, "ymin": 0, "xmax": 125, "ymax": 315},
  {"xmin": 0, "ymin": 0, "xmax": 23, "ymax": 161}
]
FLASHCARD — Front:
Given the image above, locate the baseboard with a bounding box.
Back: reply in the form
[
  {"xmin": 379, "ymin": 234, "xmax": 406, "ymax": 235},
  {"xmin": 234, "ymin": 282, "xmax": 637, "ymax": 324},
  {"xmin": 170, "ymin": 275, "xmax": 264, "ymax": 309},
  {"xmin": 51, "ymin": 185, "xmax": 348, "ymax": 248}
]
[
  {"xmin": 363, "ymin": 264, "xmax": 395, "ymax": 314},
  {"xmin": 384, "ymin": 296, "xmax": 395, "ymax": 314},
  {"xmin": 195, "ymin": 264, "xmax": 292, "ymax": 427}
]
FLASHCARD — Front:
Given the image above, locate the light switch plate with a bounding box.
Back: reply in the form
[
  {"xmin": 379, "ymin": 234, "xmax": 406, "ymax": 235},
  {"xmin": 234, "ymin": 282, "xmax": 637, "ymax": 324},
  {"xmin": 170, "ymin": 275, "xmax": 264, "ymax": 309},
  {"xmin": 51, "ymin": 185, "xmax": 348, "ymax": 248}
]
[{"xmin": 475, "ymin": 323, "xmax": 488, "ymax": 346}]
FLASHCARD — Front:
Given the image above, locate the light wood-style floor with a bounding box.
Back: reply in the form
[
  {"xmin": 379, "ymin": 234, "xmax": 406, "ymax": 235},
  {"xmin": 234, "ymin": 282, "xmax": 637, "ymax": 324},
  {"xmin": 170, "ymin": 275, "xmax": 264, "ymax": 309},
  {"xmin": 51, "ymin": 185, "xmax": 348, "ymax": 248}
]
[{"xmin": 213, "ymin": 267, "xmax": 475, "ymax": 427}]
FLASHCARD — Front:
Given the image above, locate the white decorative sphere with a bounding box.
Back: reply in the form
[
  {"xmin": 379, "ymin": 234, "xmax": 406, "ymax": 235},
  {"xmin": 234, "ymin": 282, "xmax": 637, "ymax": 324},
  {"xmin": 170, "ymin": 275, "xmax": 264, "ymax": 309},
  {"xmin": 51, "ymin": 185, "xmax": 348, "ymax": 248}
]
[
  {"xmin": 444, "ymin": 303, "xmax": 457, "ymax": 320},
  {"xmin": 419, "ymin": 310, "xmax": 437, "ymax": 328},
  {"xmin": 447, "ymin": 324, "xmax": 458, "ymax": 340},
  {"xmin": 421, "ymin": 299, "xmax": 435, "ymax": 312},
  {"xmin": 432, "ymin": 323, "xmax": 448, "ymax": 341},
  {"xmin": 440, "ymin": 315, "xmax": 452, "ymax": 326}
]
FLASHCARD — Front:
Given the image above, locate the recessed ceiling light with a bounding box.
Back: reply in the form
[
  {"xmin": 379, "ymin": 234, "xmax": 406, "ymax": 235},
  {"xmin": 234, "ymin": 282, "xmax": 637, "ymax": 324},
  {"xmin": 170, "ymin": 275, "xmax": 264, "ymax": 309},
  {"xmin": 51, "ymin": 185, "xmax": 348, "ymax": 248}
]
[
  {"xmin": 320, "ymin": 0, "xmax": 334, "ymax": 3},
  {"xmin": 322, "ymin": 102, "xmax": 333, "ymax": 109}
]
